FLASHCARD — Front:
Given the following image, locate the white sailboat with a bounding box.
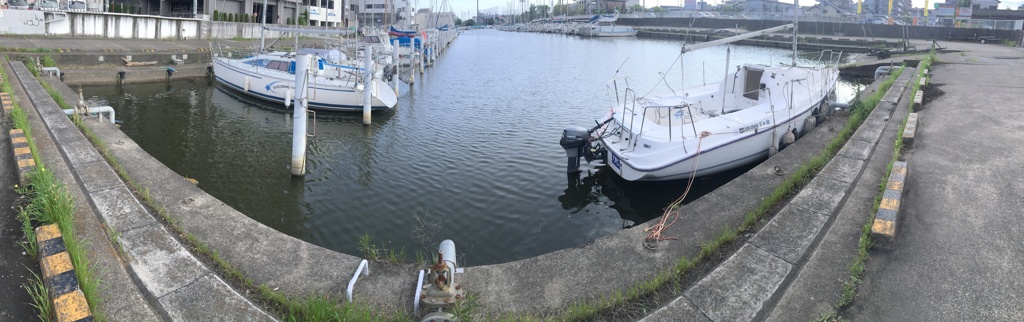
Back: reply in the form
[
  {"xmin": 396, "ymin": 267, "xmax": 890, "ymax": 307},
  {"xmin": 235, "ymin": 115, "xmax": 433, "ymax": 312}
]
[
  {"xmin": 576, "ymin": 11, "xmax": 637, "ymax": 37},
  {"xmin": 211, "ymin": 25, "xmax": 398, "ymax": 112},
  {"xmin": 561, "ymin": 14, "xmax": 841, "ymax": 181}
]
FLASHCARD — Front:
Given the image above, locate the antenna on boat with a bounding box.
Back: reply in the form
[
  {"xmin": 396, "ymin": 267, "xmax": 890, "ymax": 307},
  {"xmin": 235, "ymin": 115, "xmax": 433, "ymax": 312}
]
[
  {"xmin": 791, "ymin": 0, "xmax": 799, "ymax": 66},
  {"xmin": 612, "ymin": 58, "xmax": 629, "ymax": 78}
]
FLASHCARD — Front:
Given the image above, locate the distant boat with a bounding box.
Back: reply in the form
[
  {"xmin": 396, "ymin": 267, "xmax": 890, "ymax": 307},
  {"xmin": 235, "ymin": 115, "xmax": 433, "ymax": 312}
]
[
  {"xmin": 577, "ymin": 12, "xmax": 637, "ymax": 37},
  {"xmin": 389, "ymin": 25, "xmax": 418, "ymax": 37},
  {"xmin": 212, "ymin": 51, "xmax": 398, "ymax": 112},
  {"xmin": 560, "ymin": 23, "xmax": 841, "ymax": 181}
]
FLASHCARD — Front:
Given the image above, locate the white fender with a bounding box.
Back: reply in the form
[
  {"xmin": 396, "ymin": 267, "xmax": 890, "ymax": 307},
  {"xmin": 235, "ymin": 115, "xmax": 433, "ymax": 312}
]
[{"xmin": 244, "ymin": 76, "xmax": 251, "ymax": 92}]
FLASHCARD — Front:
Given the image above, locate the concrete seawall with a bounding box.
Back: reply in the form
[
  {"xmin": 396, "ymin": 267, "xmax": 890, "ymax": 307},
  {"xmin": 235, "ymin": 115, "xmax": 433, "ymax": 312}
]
[{"xmin": 35, "ymin": 72, "xmax": 878, "ymax": 318}]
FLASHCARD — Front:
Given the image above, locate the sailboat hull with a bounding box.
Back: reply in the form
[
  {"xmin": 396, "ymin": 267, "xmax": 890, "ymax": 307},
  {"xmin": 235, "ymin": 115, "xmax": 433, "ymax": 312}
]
[{"xmin": 212, "ymin": 57, "xmax": 398, "ymax": 112}]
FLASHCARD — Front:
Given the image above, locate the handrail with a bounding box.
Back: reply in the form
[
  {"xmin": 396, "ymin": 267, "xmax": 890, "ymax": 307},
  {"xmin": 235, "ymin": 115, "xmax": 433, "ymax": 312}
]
[
  {"xmin": 346, "ymin": 259, "xmax": 369, "ymax": 302},
  {"xmin": 413, "ymin": 269, "xmax": 425, "ymax": 316}
]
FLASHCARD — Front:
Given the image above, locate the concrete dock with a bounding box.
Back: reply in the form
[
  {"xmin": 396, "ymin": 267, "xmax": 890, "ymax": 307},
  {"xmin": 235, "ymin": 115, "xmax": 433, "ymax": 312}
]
[{"xmin": 2, "ymin": 35, "xmax": 1023, "ymax": 321}]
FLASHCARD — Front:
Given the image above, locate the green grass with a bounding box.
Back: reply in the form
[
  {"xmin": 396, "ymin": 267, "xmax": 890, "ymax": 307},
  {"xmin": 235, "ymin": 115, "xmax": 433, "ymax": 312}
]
[
  {"xmin": 2, "ymin": 58, "xmax": 104, "ymax": 321},
  {"xmin": 25, "ymin": 271, "xmax": 54, "ymax": 322},
  {"xmin": 818, "ymin": 52, "xmax": 936, "ymax": 321}
]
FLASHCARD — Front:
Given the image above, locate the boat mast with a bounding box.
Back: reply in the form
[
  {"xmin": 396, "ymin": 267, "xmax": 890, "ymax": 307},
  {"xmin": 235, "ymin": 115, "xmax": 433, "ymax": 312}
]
[
  {"xmin": 791, "ymin": 0, "xmax": 798, "ymax": 66},
  {"xmin": 259, "ymin": 0, "xmax": 268, "ymax": 52}
]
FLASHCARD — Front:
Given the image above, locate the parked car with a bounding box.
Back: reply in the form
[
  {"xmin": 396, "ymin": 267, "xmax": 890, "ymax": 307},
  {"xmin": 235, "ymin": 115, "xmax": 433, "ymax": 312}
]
[{"xmin": 68, "ymin": 0, "xmax": 86, "ymax": 9}]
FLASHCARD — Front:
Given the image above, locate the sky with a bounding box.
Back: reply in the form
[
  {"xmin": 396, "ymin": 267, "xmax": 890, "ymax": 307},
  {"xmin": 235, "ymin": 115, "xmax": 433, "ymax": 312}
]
[{"xmin": 442, "ymin": 0, "xmax": 1023, "ymax": 20}]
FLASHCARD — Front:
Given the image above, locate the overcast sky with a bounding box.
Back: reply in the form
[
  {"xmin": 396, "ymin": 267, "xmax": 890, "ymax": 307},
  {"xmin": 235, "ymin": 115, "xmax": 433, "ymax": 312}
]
[{"xmin": 449, "ymin": 0, "xmax": 1023, "ymax": 19}]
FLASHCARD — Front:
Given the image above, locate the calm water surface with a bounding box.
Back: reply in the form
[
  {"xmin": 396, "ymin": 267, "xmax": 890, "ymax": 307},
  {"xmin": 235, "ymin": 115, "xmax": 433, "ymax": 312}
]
[{"xmin": 85, "ymin": 29, "xmax": 862, "ymax": 265}]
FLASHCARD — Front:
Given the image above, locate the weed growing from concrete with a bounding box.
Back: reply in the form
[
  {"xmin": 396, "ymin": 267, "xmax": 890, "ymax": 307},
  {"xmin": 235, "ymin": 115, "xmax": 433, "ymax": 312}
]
[
  {"xmin": 819, "ymin": 53, "xmax": 935, "ymax": 321},
  {"xmin": 3, "ymin": 58, "xmax": 104, "ymax": 321},
  {"xmin": 24, "ymin": 270, "xmax": 53, "ymax": 322}
]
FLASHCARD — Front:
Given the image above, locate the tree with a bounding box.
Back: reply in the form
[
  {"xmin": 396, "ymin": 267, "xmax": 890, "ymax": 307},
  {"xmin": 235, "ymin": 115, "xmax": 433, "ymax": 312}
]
[
  {"xmin": 464, "ymin": 19, "xmax": 476, "ymax": 26},
  {"xmin": 629, "ymin": 4, "xmax": 645, "ymax": 13},
  {"xmin": 552, "ymin": 4, "xmax": 569, "ymax": 15},
  {"xmin": 529, "ymin": 4, "xmax": 537, "ymax": 20},
  {"xmin": 213, "ymin": 10, "xmax": 220, "ymax": 21},
  {"xmin": 455, "ymin": 17, "xmax": 463, "ymax": 25},
  {"xmin": 651, "ymin": 6, "xmax": 668, "ymax": 13},
  {"xmin": 299, "ymin": 10, "xmax": 309, "ymax": 25},
  {"xmin": 537, "ymin": 4, "xmax": 550, "ymax": 17}
]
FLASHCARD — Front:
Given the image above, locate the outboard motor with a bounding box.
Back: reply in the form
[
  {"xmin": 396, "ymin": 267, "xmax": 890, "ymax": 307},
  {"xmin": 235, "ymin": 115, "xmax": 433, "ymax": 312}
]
[{"xmin": 560, "ymin": 126, "xmax": 590, "ymax": 173}]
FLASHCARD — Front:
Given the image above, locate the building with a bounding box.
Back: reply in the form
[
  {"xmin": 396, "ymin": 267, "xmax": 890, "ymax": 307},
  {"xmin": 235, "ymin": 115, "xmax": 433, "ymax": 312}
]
[
  {"xmin": 414, "ymin": 8, "xmax": 455, "ymax": 29},
  {"xmin": 744, "ymin": 0, "xmax": 796, "ymax": 13},
  {"xmin": 355, "ymin": 0, "xmax": 412, "ymax": 26},
  {"xmin": 805, "ymin": 0, "xmax": 854, "ymax": 15},
  {"xmin": 859, "ymin": 0, "xmax": 911, "ymax": 16}
]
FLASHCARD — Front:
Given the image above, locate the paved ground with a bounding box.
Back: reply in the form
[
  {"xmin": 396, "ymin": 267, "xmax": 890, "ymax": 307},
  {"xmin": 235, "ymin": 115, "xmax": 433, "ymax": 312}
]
[
  {"xmin": 846, "ymin": 41, "xmax": 1024, "ymax": 320},
  {"xmin": 0, "ymin": 110, "xmax": 36, "ymax": 322}
]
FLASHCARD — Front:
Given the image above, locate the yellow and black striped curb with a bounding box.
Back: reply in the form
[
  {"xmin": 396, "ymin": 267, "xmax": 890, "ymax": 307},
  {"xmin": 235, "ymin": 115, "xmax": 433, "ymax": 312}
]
[
  {"xmin": 36, "ymin": 224, "xmax": 93, "ymax": 322},
  {"xmin": 1, "ymin": 92, "xmax": 12, "ymax": 113},
  {"xmin": 902, "ymin": 113, "xmax": 920, "ymax": 150},
  {"xmin": 872, "ymin": 161, "xmax": 908, "ymax": 251},
  {"xmin": 10, "ymin": 128, "xmax": 36, "ymax": 186}
]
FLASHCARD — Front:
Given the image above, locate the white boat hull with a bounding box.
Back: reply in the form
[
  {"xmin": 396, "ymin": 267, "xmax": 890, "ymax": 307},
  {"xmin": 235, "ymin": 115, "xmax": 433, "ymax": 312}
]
[
  {"xmin": 578, "ymin": 26, "xmax": 638, "ymax": 37},
  {"xmin": 212, "ymin": 57, "xmax": 398, "ymax": 112},
  {"xmin": 602, "ymin": 105, "xmax": 820, "ymax": 181}
]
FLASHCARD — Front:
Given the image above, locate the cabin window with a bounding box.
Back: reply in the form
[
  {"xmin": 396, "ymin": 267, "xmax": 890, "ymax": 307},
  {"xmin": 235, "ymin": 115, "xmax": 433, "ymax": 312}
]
[
  {"xmin": 266, "ymin": 60, "xmax": 284, "ymax": 70},
  {"xmin": 743, "ymin": 68, "xmax": 764, "ymax": 100}
]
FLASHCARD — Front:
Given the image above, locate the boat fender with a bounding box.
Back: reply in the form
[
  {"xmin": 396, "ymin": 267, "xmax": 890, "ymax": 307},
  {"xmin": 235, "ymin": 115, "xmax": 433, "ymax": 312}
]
[
  {"xmin": 285, "ymin": 89, "xmax": 293, "ymax": 107},
  {"xmin": 783, "ymin": 129, "xmax": 796, "ymax": 146},
  {"xmin": 244, "ymin": 76, "xmax": 250, "ymax": 92},
  {"xmin": 803, "ymin": 117, "xmax": 817, "ymax": 136}
]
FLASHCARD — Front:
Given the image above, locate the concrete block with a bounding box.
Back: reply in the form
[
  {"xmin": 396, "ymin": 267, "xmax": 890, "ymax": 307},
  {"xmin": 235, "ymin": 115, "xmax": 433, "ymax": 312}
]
[
  {"xmin": 819, "ymin": 156, "xmax": 866, "ymax": 184},
  {"xmin": 684, "ymin": 245, "xmax": 792, "ymax": 321},
  {"xmin": 158, "ymin": 273, "xmax": 276, "ymax": 322},
  {"xmin": 118, "ymin": 224, "xmax": 207, "ymax": 298},
  {"xmin": 903, "ymin": 113, "xmax": 919, "ymax": 149},
  {"xmin": 750, "ymin": 205, "xmax": 830, "ymax": 264},
  {"xmin": 58, "ymin": 139, "xmax": 104, "ymax": 164},
  {"xmin": 640, "ymin": 296, "xmax": 712, "ymax": 322},
  {"xmin": 837, "ymin": 138, "xmax": 875, "ymax": 161},
  {"xmin": 852, "ymin": 116, "xmax": 886, "ymax": 144},
  {"xmin": 913, "ymin": 91, "xmax": 924, "ymax": 110},
  {"xmin": 91, "ymin": 186, "xmax": 158, "ymax": 233},
  {"xmin": 75, "ymin": 160, "xmax": 122, "ymax": 193},
  {"xmin": 788, "ymin": 177, "xmax": 850, "ymax": 216},
  {"xmin": 871, "ymin": 162, "xmax": 908, "ymax": 251},
  {"xmin": 918, "ymin": 77, "xmax": 927, "ymax": 88}
]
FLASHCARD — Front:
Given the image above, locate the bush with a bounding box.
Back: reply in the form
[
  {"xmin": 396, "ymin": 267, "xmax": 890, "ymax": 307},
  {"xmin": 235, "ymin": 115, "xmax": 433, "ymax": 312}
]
[{"xmin": 213, "ymin": 10, "xmax": 219, "ymax": 21}]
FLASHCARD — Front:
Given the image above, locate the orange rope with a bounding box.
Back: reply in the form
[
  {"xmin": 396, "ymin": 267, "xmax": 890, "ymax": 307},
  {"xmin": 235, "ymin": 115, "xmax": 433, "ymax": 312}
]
[{"xmin": 644, "ymin": 131, "xmax": 710, "ymax": 249}]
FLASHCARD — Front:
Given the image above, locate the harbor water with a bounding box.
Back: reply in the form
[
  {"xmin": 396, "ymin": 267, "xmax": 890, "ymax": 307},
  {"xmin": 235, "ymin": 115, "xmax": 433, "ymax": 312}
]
[{"xmin": 84, "ymin": 29, "xmax": 864, "ymax": 265}]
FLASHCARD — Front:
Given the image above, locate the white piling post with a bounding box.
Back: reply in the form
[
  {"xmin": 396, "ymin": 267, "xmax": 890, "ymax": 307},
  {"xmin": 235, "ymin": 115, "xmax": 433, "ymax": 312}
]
[
  {"xmin": 291, "ymin": 54, "xmax": 311, "ymax": 176},
  {"xmin": 392, "ymin": 39, "xmax": 399, "ymax": 96},
  {"xmin": 363, "ymin": 45, "xmax": 373, "ymax": 125}
]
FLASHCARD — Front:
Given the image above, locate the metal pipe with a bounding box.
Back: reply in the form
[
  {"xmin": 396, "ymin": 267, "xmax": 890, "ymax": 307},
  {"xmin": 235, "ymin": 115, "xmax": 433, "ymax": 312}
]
[
  {"xmin": 346, "ymin": 259, "xmax": 370, "ymax": 302},
  {"xmin": 439, "ymin": 239, "xmax": 456, "ymax": 274},
  {"xmin": 291, "ymin": 54, "xmax": 311, "ymax": 176},
  {"xmin": 41, "ymin": 67, "xmax": 61, "ymax": 77},
  {"xmin": 413, "ymin": 270, "xmax": 425, "ymax": 316},
  {"xmin": 63, "ymin": 106, "xmax": 115, "ymax": 124},
  {"xmin": 363, "ymin": 45, "xmax": 373, "ymax": 125}
]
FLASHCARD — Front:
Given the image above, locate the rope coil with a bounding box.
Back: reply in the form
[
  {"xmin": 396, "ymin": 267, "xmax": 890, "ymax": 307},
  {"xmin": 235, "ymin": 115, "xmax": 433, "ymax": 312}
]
[{"xmin": 644, "ymin": 136, "xmax": 706, "ymax": 250}]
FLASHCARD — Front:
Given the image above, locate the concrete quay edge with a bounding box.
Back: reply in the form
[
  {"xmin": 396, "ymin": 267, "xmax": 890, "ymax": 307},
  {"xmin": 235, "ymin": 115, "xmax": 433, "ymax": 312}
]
[
  {"xmin": 8, "ymin": 60, "xmax": 275, "ymax": 321},
  {"xmin": 641, "ymin": 68, "xmax": 917, "ymax": 321},
  {"xmin": 55, "ymin": 69, "xmax": 862, "ymax": 317}
]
